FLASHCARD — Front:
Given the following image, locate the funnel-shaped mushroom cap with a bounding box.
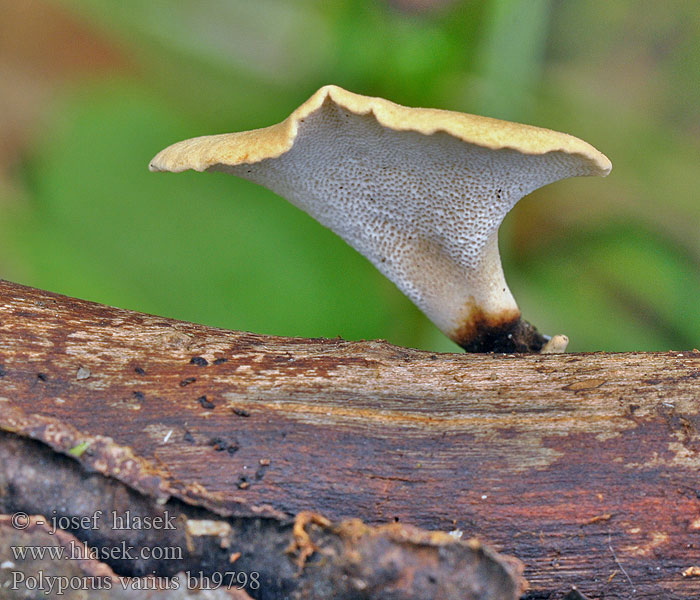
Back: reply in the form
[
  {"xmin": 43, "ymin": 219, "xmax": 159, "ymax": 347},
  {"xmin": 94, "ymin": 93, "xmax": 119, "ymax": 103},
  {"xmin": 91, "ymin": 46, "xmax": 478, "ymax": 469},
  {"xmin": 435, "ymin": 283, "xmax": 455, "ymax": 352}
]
[{"xmin": 151, "ymin": 85, "xmax": 611, "ymax": 352}]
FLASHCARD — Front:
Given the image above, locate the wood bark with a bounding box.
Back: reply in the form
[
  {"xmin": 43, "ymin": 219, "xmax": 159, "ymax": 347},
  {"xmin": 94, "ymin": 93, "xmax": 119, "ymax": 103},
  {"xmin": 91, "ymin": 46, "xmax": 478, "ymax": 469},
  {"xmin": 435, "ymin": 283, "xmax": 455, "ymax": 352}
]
[{"xmin": 0, "ymin": 279, "xmax": 699, "ymax": 599}]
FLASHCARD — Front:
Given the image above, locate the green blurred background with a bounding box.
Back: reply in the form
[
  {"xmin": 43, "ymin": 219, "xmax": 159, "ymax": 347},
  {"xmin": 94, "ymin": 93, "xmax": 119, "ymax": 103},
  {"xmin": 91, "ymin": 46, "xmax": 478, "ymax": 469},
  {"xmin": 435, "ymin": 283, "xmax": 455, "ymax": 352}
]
[{"xmin": 1, "ymin": 0, "xmax": 698, "ymax": 352}]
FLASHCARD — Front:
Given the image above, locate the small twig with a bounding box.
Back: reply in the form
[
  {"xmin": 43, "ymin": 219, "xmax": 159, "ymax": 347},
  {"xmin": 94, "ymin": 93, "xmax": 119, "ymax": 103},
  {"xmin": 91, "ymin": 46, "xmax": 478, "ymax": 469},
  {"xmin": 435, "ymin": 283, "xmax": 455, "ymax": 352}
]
[{"xmin": 608, "ymin": 532, "xmax": 634, "ymax": 591}]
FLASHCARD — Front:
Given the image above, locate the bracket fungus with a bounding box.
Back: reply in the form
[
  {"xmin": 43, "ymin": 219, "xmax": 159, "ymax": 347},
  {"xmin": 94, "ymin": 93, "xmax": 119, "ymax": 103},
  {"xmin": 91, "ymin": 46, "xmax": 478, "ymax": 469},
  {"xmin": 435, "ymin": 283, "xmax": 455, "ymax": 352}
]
[{"xmin": 150, "ymin": 85, "xmax": 611, "ymax": 353}]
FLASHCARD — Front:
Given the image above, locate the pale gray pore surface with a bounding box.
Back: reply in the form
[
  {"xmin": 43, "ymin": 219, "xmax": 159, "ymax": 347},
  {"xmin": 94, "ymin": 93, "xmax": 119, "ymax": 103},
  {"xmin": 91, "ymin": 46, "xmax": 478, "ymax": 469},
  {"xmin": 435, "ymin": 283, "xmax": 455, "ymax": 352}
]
[{"xmin": 210, "ymin": 98, "xmax": 598, "ymax": 337}]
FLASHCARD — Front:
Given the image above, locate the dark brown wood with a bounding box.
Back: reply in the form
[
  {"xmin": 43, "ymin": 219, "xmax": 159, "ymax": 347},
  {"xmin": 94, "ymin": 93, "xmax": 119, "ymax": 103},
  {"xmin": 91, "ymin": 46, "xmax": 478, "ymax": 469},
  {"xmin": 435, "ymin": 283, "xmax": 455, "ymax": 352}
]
[
  {"xmin": 0, "ymin": 279, "xmax": 699, "ymax": 599},
  {"xmin": 0, "ymin": 434, "xmax": 521, "ymax": 600}
]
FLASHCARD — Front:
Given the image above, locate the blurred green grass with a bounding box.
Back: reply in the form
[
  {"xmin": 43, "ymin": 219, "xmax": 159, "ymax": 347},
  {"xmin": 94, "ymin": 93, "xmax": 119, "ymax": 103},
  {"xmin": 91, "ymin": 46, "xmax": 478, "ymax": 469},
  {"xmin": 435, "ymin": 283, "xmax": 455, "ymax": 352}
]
[{"xmin": 1, "ymin": 0, "xmax": 698, "ymax": 352}]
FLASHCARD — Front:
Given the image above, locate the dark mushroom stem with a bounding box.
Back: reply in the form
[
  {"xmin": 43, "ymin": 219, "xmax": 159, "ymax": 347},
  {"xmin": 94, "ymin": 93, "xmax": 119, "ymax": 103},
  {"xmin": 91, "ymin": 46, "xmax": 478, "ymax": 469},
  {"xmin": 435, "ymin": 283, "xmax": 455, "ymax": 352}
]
[{"xmin": 456, "ymin": 315, "xmax": 547, "ymax": 353}]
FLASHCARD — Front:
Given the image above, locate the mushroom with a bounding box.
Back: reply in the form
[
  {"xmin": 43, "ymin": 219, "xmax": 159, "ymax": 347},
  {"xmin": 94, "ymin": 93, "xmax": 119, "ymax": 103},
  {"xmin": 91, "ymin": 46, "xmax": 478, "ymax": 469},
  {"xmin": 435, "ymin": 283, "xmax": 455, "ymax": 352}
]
[{"xmin": 150, "ymin": 85, "xmax": 611, "ymax": 353}]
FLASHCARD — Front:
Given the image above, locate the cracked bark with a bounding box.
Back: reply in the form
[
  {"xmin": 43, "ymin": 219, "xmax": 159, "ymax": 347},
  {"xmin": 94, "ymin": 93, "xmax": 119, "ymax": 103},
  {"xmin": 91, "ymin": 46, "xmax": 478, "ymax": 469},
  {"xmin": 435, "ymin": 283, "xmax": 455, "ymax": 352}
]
[{"xmin": 0, "ymin": 279, "xmax": 698, "ymax": 599}]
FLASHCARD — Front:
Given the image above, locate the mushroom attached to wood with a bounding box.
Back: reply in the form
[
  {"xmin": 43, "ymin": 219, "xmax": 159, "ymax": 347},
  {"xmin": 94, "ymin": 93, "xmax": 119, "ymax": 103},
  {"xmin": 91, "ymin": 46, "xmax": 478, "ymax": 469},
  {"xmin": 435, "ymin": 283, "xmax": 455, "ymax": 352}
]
[{"xmin": 150, "ymin": 85, "xmax": 611, "ymax": 353}]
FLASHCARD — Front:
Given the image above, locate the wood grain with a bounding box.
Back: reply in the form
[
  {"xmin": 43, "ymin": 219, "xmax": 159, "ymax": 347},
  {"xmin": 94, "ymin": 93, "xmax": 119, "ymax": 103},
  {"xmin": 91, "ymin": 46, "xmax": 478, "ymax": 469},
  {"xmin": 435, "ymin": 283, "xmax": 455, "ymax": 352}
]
[{"xmin": 0, "ymin": 279, "xmax": 698, "ymax": 599}]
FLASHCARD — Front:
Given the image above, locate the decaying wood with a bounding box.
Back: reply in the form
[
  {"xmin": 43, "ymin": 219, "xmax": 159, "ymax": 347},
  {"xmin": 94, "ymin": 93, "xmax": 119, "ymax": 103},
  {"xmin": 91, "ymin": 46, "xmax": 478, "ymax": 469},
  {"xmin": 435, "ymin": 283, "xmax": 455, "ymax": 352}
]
[
  {"xmin": 0, "ymin": 279, "xmax": 699, "ymax": 599},
  {"xmin": 0, "ymin": 434, "xmax": 521, "ymax": 600}
]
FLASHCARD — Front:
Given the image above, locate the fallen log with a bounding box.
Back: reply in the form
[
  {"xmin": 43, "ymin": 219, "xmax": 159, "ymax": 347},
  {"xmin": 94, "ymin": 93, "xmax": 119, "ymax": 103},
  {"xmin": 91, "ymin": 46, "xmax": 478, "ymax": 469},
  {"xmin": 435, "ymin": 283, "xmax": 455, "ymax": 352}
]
[
  {"xmin": 0, "ymin": 434, "xmax": 521, "ymax": 600},
  {"xmin": 0, "ymin": 279, "xmax": 698, "ymax": 599}
]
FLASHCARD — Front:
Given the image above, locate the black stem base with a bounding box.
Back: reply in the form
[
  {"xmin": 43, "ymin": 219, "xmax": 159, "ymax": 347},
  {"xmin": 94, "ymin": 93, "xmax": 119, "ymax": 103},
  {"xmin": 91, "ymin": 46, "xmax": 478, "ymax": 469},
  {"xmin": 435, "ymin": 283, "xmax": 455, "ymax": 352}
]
[{"xmin": 458, "ymin": 317, "xmax": 547, "ymax": 353}]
